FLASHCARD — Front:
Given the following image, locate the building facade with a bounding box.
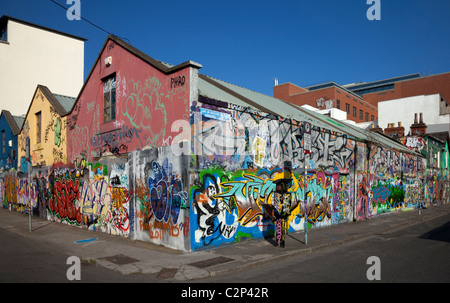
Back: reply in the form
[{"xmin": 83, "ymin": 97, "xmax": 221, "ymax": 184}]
[
  {"xmin": 345, "ymin": 72, "xmax": 450, "ymax": 108},
  {"xmin": 378, "ymin": 94, "xmax": 450, "ymax": 136},
  {"xmin": 273, "ymin": 81, "xmax": 378, "ymax": 123},
  {"xmin": 0, "ymin": 110, "xmax": 23, "ymax": 171},
  {"xmin": 17, "ymin": 85, "xmax": 76, "ymax": 172},
  {"xmin": 0, "ymin": 16, "xmax": 85, "ymax": 116},
  {"xmin": 0, "ymin": 36, "xmax": 445, "ymax": 252}
]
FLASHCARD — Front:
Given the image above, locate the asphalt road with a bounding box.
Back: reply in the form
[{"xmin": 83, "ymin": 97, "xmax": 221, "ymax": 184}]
[
  {"xmin": 1, "ymin": 212, "xmax": 449, "ymax": 284},
  {"xmin": 0, "ymin": 226, "xmax": 145, "ymax": 283},
  {"xmin": 195, "ymin": 212, "xmax": 450, "ymax": 283}
]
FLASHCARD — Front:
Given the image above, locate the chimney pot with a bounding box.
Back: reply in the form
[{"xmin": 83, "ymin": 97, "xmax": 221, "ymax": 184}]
[
  {"xmin": 414, "ymin": 113, "xmax": 418, "ymax": 124},
  {"xmin": 419, "ymin": 113, "xmax": 423, "ymax": 124}
]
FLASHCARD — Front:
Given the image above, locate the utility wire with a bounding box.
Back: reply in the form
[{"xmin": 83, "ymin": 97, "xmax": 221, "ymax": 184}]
[{"xmin": 49, "ymin": 0, "xmax": 130, "ymax": 44}]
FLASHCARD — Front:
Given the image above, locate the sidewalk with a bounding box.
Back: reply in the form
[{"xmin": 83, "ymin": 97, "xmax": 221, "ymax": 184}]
[{"xmin": 1, "ymin": 204, "xmax": 449, "ymax": 281}]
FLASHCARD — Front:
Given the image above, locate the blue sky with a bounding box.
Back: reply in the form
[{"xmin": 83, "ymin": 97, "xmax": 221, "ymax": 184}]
[{"xmin": 2, "ymin": 0, "xmax": 450, "ymax": 97}]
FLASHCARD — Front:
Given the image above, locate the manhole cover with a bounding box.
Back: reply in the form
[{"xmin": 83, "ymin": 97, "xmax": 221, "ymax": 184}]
[
  {"xmin": 101, "ymin": 254, "xmax": 139, "ymax": 265},
  {"xmin": 188, "ymin": 256, "xmax": 234, "ymax": 269},
  {"xmin": 157, "ymin": 268, "xmax": 178, "ymax": 279}
]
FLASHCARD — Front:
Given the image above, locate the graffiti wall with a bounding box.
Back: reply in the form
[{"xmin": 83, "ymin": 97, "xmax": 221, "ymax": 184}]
[
  {"xmin": 189, "ymin": 99, "xmax": 356, "ymax": 249},
  {"xmin": 128, "ymin": 146, "xmax": 190, "ymax": 250}
]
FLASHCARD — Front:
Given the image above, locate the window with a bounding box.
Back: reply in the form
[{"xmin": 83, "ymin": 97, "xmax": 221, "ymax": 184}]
[
  {"xmin": 371, "ymin": 115, "xmax": 374, "ymax": 121},
  {"xmin": 359, "ymin": 110, "xmax": 363, "ymax": 120},
  {"xmin": 1, "ymin": 130, "xmax": 4, "ymax": 154},
  {"xmin": 0, "ymin": 22, "xmax": 7, "ymax": 42},
  {"xmin": 346, "ymin": 103, "xmax": 350, "ymax": 115},
  {"xmin": 366, "ymin": 112, "xmax": 369, "ymax": 122},
  {"xmin": 36, "ymin": 112, "xmax": 42, "ymax": 144},
  {"xmin": 353, "ymin": 107, "xmax": 357, "ymax": 118},
  {"xmin": 336, "ymin": 99, "xmax": 341, "ymax": 109},
  {"xmin": 103, "ymin": 76, "xmax": 116, "ymax": 123}
]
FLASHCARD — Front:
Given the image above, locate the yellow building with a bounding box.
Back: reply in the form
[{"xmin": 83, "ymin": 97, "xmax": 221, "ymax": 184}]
[{"xmin": 17, "ymin": 85, "xmax": 76, "ymax": 172}]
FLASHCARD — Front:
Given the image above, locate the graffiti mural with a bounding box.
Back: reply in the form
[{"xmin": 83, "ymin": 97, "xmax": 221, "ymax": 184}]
[
  {"xmin": 128, "ymin": 146, "xmax": 190, "ymax": 250},
  {"xmin": 48, "ymin": 170, "xmax": 82, "ymax": 225},
  {"xmin": 189, "ymin": 163, "xmax": 354, "ymax": 249}
]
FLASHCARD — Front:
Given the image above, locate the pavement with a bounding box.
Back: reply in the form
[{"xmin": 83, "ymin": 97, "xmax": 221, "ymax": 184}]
[{"xmin": 1, "ymin": 204, "xmax": 449, "ymax": 281}]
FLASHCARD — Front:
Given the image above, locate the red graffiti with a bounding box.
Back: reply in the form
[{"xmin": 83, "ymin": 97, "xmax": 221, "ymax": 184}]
[{"xmin": 49, "ymin": 177, "xmax": 82, "ymax": 223}]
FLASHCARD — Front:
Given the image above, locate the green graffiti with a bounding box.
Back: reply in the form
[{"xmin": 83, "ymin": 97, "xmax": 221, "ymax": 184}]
[{"xmin": 54, "ymin": 117, "xmax": 62, "ymax": 147}]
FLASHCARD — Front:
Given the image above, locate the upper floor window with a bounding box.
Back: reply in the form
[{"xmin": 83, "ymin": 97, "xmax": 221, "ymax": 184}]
[
  {"xmin": 103, "ymin": 76, "xmax": 116, "ymax": 123},
  {"xmin": 36, "ymin": 112, "xmax": 42, "ymax": 144},
  {"xmin": 0, "ymin": 23, "xmax": 7, "ymax": 42}
]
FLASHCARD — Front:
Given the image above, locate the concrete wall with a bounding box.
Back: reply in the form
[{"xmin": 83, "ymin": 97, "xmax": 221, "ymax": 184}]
[
  {"xmin": 0, "ymin": 19, "xmax": 84, "ymax": 116},
  {"xmin": 128, "ymin": 145, "xmax": 190, "ymax": 251},
  {"xmin": 378, "ymin": 94, "xmax": 450, "ymax": 134},
  {"xmin": 187, "ymin": 97, "xmax": 428, "ymax": 250}
]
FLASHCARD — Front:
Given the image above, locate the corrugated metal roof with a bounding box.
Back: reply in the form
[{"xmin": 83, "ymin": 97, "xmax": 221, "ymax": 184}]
[
  {"xmin": 198, "ymin": 76, "xmax": 247, "ymax": 108},
  {"xmin": 12, "ymin": 115, "xmax": 25, "ymax": 130},
  {"xmin": 197, "ymin": 74, "xmax": 421, "ymax": 157},
  {"xmin": 53, "ymin": 94, "xmax": 76, "ymax": 113}
]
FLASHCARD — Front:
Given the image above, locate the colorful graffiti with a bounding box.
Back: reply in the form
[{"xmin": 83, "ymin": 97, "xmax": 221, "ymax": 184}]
[
  {"xmin": 48, "ymin": 172, "xmax": 82, "ymax": 225},
  {"xmin": 191, "ymin": 107, "xmax": 354, "ymax": 172},
  {"xmin": 130, "ymin": 147, "xmax": 190, "ymax": 250},
  {"xmin": 189, "ymin": 164, "xmax": 354, "ymax": 249}
]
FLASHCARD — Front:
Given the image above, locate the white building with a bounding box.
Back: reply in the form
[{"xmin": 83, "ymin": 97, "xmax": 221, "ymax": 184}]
[
  {"xmin": 300, "ymin": 104, "xmax": 368, "ymax": 127},
  {"xmin": 0, "ymin": 16, "xmax": 86, "ymax": 116},
  {"xmin": 378, "ymin": 94, "xmax": 450, "ymax": 136}
]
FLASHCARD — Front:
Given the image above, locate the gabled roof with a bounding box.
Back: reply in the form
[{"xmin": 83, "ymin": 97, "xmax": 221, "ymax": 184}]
[
  {"xmin": 197, "ymin": 74, "xmax": 423, "ymax": 158},
  {"xmin": 67, "ymin": 35, "xmax": 202, "ymax": 115},
  {"xmin": 37, "ymin": 85, "xmax": 76, "ymax": 117},
  {"xmin": 0, "ymin": 15, "xmax": 87, "ymax": 42},
  {"xmin": 0, "ymin": 109, "xmax": 24, "ymax": 135},
  {"xmin": 18, "ymin": 85, "xmax": 77, "ymax": 133}
]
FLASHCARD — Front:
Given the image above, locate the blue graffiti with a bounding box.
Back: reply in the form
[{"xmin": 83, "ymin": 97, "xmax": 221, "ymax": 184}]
[{"xmin": 148, "ymin": 158, "xmax": 187, "ymax": 224}]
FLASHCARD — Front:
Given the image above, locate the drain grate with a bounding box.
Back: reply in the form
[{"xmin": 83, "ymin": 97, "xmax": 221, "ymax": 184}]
[
  {"xmin": 157, "ymin": 268, "xmax": 179, "ymax": 279},
  {"xmin": 188, "ymin": 256, "xmax": 234, "ymax": 269},
  {"xmin": 101, "ymin": 254, "xmax": 140, "ymax": 265}
]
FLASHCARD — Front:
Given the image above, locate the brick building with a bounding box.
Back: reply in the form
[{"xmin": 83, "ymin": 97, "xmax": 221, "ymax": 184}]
[
  {"xmin": 273, "ymin": 81, "xmax": 378, "ymax": 123},
  {"xmin": 344, "ymin": 72, "xmax": 450, "ymax": 107}
]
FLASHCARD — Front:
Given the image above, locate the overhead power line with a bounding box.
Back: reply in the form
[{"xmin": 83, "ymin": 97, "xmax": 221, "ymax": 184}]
[{"xmin": 49, "ymin": 0, "xmax": 130, "ymax": 44}]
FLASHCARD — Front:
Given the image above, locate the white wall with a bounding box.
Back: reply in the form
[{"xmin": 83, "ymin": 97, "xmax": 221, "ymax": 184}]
[
  {"xmin": 0, "ymin": 19, "xmax": 84, "ymax": 116},
  {"xmin": 378, "ymin": 94, "xmax": 450, "ymax": 135}
]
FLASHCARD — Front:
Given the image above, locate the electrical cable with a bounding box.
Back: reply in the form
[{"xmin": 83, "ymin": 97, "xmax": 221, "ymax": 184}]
[{"xmin": 49, "ymin": 0, "xmax": 130, "ymax": 44}]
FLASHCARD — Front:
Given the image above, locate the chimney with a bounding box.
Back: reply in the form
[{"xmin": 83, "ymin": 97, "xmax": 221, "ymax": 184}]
[
  {"xmin": 369, "ymin": 121, "xmax": 383, "ymax": 133},
  {"xmin": 410, "ymin": 112, "xmax": 427, "ymax": 136},
  {"xmin": 384, "ymin": 121, "xmax": 405, "ymax": 138}
]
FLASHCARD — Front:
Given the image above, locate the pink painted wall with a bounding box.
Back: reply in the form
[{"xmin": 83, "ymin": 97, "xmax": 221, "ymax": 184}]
[{"xmin": 67, "ymin": 38, "xmax": 191, "ymax": 163}]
